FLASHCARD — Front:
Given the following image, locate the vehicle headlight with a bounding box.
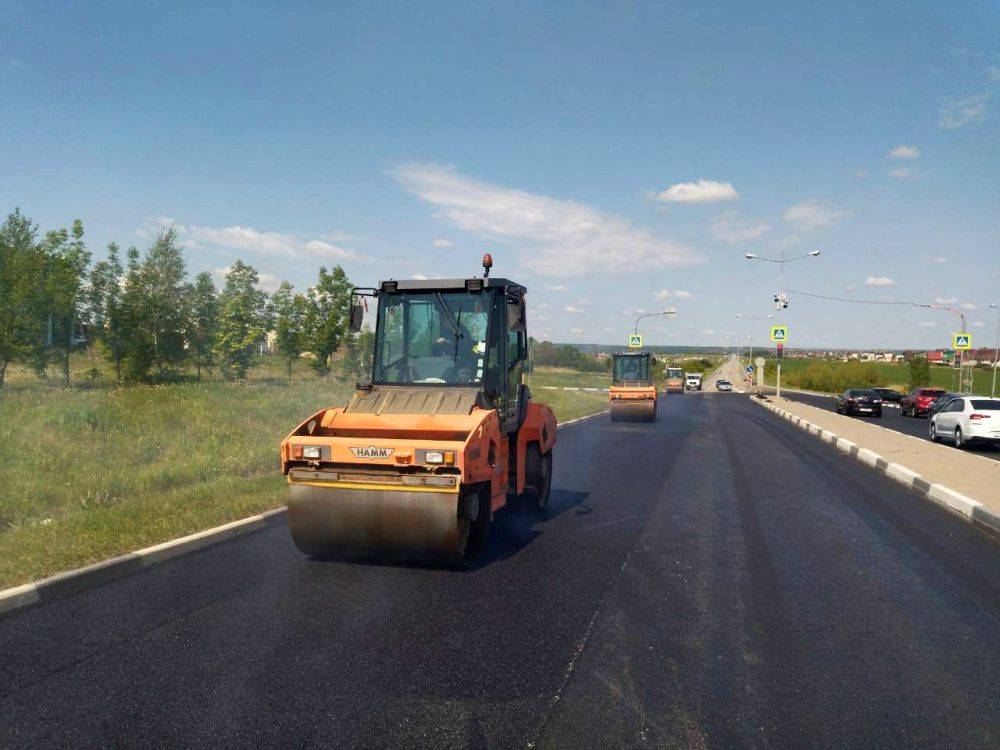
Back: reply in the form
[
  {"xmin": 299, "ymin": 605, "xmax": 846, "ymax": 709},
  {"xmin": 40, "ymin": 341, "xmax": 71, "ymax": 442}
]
[
  {"xmin": 302, "ymin": 446, "xmax": 322, "ymax": 460},
  {"xmin": 420, "ymin": 449, "xmax": 456, "ymax": 465}
]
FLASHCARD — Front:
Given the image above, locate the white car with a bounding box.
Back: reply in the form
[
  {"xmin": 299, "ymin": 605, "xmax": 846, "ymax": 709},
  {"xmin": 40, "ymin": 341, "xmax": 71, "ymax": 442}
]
[{"xmin": 929, "ymin": 397, "xmax": 1000, "ymax": 449}]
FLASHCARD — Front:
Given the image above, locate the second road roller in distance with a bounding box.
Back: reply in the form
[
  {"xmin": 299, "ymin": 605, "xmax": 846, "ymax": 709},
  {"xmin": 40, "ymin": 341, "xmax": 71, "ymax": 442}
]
[
  {"xmin": 279, "ymin": 254, "xmax": 557, "ymax": 567},
  {"xmin": 609, "ymin": 350, "xmax": 657, "ymax": 421}
]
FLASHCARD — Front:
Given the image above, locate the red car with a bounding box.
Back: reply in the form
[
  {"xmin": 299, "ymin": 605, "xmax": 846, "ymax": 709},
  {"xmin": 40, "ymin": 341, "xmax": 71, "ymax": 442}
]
[{"xmin": 900, "ymin": 387, "xmax": 946, "ymax": 418}]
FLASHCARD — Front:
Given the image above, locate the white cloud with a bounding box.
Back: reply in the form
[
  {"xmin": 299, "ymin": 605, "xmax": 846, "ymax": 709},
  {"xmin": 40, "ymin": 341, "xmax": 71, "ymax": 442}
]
[
  {"xmin": 918, "ymin": 321, "xmax": 937, "ymax": 328},
  {"xmin": 887, "ymin": 145, "xmax": 920, "ymax": 160},
  {"xmin": 930, "ymin": 256, "xmax": 949, "ymax": 264},
  {"xmin": 934, "ymin": 296, "xmax": 958, "ymax": 304},
  {"xmin": 431, "ymin": 238, "xmax": 454, "ymax": 248},
  {"xmin": 856, "ymin": 169, "xmax": 869, "ymax": 179},
  {"xmin": 569, "ymin": 328, "xmax": 584, "ymax": 337},
  {"xmin": 939, "ymin": 94, "xmax": 988, "ymax": 130},
  {"xmin": 651, "ymin": 179, "xmax": 739, "ymax": 204},
  {"xmin": 393, "ymin": 162, "xmax": 702, "ymax": 276},
  {"xmin": 710, "ymin": 210, "xmax": 770, "ymax": 243},
  {"xmin": 546, "ymin": 284, "xmax": 568, "ymax": 292},
  {"xmin": 155, "ymin": 218, "xmax": 357, "ymax": 261},
  {"xmin": 654, "ymin": 289, "xmax": 693, "ymax": 300},
  {"xmin": 411, "ymin": 273, "xmax": 429, "ymax": 280},
  {"xmin": 888, "ymin": 167, "xmax": 917, "ymax": 180},
  {"xmin": 960, "ymin": 302, "xmax": 977, "ymax": 311},
  {"xmin": 564, "ymin": 305, "xmax": 583, "ymax": 313},
  {"xmin": 865, "ymin": 276, "xmax": 895, "ymax": 287},
  {"xmin": 783, "ymin": 201, "xmax": 849, "ymax": 231},
  {"xmin": 972, "ymin": 321, "xmax": 985, "ymax": 328},
  {"xmin": 213, "ymin": 266, "xmax": 281, "ymax": 292},
  {"xmin": 844, "ymin": 284, "xmax": 857, "ymax": 292}
]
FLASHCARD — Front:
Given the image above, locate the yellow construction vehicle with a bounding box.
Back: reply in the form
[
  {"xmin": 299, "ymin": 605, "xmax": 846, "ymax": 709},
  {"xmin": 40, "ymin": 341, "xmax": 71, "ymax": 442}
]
[
  {"xmin": 279, "ymin": 255, "xmax": 556, "ymax": 566},
  {"xmin": 609, "ymin": 351, "xmax": 657, "ymax": 421}
]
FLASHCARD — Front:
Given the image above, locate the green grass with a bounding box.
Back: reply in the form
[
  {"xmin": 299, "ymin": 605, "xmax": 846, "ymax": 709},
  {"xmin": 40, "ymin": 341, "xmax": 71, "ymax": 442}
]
[
  {"xmin": 529, "ymin": 366, "xmax": 611, "ymax": 389},
  {"xmin": 756, "ymin": 358, "xmax": 997, "ymax": 395},
  {"xmin": 0, "ymin": 358, "xmax": 609, "ymax": 588}
]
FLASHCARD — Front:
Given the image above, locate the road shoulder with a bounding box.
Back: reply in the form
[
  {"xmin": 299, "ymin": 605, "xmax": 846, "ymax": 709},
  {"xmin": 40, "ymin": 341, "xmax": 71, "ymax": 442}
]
[{"xmin": 753, "ymin": 396, "xmax": 1000, "ymax": 539}]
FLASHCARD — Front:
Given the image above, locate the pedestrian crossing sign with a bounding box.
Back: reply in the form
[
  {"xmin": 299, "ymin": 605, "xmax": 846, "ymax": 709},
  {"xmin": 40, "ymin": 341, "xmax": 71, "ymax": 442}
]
[
  {"xmin": 627, "ymin": 334, "xmax": 643, "ymax": 349},
  {"xmin": 770, "ymin": 325, "xmax": 788, "ymax": 343},
  {"xmin": 953, "ymin": 332, "xmax": 972, "ymax": 350}
]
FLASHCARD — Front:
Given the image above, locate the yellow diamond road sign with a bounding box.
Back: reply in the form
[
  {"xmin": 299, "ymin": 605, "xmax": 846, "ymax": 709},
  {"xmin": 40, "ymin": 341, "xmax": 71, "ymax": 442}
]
[
  {"xmin": 770, "ymin": 325, "xmax": 788, "ymax": 343},
  {"xmin": 953, "ymin": 332, "xmax": 972, "ymax": 350},
  {"xmin": 627, "ymin": 334, "xmax": 642, "ymax": 349}
]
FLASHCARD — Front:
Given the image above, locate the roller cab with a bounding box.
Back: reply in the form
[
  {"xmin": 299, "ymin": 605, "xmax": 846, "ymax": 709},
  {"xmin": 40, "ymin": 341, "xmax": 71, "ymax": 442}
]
[
  {"xmin": 609, "ymin": 351, "xmax": 657, "ymax": 422},
  {"xmin": 280, "ymin": 256, "xmax": 556, "ymax": 566}
]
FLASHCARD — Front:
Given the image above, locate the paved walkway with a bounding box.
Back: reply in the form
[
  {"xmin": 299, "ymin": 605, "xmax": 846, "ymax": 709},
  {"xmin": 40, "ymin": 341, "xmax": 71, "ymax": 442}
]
[{"xmin": 769, "ymin": 395, "xmax": 1000, "ymax": 516}]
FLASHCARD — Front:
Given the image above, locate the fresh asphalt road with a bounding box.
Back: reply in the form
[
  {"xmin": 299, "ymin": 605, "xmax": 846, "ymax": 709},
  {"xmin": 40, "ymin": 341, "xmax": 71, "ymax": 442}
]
[
  {"xmin": 774, "ymin": 388, "xmax": 1000, "ymax": 463},
  {"xmin": 2, "ymin": 394, "xmax": 999, "ymax": 749}
]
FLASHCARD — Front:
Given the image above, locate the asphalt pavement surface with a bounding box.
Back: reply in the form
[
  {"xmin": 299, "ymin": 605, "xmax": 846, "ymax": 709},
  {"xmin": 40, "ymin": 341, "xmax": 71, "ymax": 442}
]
[
  {"xmin": 2, "ymin": 393, "xmax": 999, "ymax": 748},
  {"xmin": 775, "ymin": 388, "xmax": 1000, "ymax": 463}
]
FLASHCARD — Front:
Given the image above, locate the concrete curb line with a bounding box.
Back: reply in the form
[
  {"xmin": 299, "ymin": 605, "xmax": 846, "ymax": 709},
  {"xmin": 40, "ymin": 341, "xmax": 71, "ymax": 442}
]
[
  {"xmin": 751, "ymin": 397, "xmax": 1000, "ymax": 541},
  {"xmin": 0, "ymin": 509, "xmax": 288, "ymax": 616},
  {"xmin": 0, "ymin": 409, "xmax": 610, "ymax": 617}
]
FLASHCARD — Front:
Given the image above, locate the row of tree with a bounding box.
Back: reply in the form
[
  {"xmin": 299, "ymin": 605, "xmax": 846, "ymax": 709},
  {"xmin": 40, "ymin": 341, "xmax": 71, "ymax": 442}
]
[{"xmin": 0, "ymin": 209, "xmax": 359, "ymax": 390}]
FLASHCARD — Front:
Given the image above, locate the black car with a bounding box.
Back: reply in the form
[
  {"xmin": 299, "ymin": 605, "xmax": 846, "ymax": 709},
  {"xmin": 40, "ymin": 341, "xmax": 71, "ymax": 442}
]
[
  {"xmin": 835, "ymin": 388, "xmax": 883, "ymax": 417},
  {"xmin": 872, "ymin": 387, "xmax": 904, "ymax": 403}
]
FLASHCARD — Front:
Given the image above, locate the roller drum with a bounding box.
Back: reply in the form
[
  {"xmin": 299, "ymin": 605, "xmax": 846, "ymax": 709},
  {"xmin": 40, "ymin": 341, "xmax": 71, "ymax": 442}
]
[
  {"xmin": 610, "ymin": 399, "xmax": 657, "ymax": 422},
  {"xmin": 288, "ymin": 483, "xmax": 483, "ymax": 564}
]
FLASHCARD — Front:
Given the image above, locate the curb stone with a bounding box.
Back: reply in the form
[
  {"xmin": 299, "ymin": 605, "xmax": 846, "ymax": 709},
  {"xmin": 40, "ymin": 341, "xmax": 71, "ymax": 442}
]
[
  {"xmin": 751, "ymin": 397, "xmax": 1000, "ymax": 541},
  {"xmin": 0, "ymin": 409, "xmax": 610, "ymax": 617}
]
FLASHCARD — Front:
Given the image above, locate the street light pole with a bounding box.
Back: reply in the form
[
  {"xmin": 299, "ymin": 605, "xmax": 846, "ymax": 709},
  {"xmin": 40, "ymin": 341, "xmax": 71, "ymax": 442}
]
[
  {"xmin": 989, "ymin": 303, "xmax": 1000, "ymax": 397},
  {"xmin": 744, "ymin": 250, "xmax": 820, "ymax": 399},
  {"xmin": 633, "ymin": 308, "xmax": 677, "ymax": 337}
]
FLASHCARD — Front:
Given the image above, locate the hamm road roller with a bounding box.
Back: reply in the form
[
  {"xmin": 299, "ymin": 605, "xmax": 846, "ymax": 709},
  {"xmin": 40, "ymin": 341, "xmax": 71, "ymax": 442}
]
[
  {"xmin": 609, "ymin": 351, "xmax": 657, "ymax": 421},
  {"xmin": 279, "ymin": 255, "xmax": 557, "ymax": 566}
]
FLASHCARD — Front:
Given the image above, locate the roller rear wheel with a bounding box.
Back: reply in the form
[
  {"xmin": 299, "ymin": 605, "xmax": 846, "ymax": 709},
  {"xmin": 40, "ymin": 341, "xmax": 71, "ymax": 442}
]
[{"xmin": 524, "ymin": 444, "xmax": 552, "ymax": 511}]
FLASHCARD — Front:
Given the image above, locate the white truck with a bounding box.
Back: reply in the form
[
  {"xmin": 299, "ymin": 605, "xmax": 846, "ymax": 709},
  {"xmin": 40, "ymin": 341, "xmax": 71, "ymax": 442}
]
[{"xmin": 685, "ymin": 372, "xmax": 703, "ymax": 391}]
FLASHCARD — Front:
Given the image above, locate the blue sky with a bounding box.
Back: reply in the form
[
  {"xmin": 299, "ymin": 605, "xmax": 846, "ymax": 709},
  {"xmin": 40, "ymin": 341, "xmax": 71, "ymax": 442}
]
[{"xmin": 2, "ymin": 1, "xmax": 998, "ymax": 349}]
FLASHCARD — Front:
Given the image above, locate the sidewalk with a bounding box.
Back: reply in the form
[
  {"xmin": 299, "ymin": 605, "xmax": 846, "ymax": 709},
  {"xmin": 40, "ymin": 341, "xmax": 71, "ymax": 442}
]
[{"xmin": 761, "ymin": 395, "xmax": 1000, "ymax": 533}]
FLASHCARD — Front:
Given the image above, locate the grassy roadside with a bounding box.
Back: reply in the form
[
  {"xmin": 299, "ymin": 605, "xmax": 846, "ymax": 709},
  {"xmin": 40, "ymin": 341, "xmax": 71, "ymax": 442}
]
[
  {"xmin": 0, "ymin": 361, "xmax": 609, "ymax": 588},
  {"xmin": 756, "ymin": 358, "xmax": 997, "ymax": 395}
]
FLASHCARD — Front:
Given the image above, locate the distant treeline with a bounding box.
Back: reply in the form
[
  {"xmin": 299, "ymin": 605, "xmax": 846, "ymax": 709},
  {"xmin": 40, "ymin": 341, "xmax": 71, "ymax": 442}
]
[
  {"xmin": 530, "ymin": 340, "xmax": 607, "ymax": 372},
  {"xmin": 0, "ymin": 209, "xmax": 367, "ymax": 390}
]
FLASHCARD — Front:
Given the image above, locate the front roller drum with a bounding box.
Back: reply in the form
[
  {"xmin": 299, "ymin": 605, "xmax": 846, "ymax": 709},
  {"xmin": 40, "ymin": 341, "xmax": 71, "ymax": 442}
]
[
  {"xmin": 610, "ymin": 399, "xmax": 657, "ymax": 422},
  {"xmin": 287, "ymin": 483, "xmax": 490, "ymax": 567}
]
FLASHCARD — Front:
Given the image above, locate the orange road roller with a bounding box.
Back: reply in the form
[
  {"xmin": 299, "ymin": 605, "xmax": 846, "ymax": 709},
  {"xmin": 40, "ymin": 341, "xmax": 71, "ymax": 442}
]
[
  {"xmin": 279, "ymin": 255, "xmax": 557, "ymax": 566},
  {"xmin": 609, "ymin": 351, "xmax": 657, "ymax": 421}
]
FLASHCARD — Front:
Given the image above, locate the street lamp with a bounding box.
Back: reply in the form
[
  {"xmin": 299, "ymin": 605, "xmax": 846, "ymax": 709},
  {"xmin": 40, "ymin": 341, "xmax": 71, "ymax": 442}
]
[
  {"xmin": 633, "ymin": 308, "xmax": 676, "ymax": 336},
  {"xmin": 744, "ymin": 249, "xmax": 822, "ymax": 398},
  {"xmin": 991, "ymin": 303, "xmax": 999, "ymax": 398}
]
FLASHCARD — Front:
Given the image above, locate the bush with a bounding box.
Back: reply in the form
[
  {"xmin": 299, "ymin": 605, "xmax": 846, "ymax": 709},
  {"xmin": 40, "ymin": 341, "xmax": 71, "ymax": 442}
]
[{"xmin": 779, "ymin": 361, "xmax": 887, "ymax": 393}]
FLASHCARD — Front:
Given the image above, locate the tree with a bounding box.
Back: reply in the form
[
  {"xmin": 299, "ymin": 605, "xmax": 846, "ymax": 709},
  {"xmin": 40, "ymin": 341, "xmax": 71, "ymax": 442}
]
[
  {"xmin": 272, "ymin": 281, "xmax": 307, "ymax": 377},
  {"xmin": 214, "ymin": 260, "xmax": 267, "ymax": 380},
  {"xmin": 0, "ymin": 209, "xmax": 49, "ymax": 390},
  {"xmin": 303, "ymin": 265, "xmax": 352, "ymax": 376},
  {"xmin": 88, "ymin": 243, "xmax": 126, "ymax": 381},
  {"xmin": 908, "ymin": 355, "xmax": 931, "ymax": 388},
  {"xmin": 119, "ymin": 246, "xmax": 156, "ymax": 381},
  {"xmin": 117, "ymin": 229, "xmax": 189, "ymax": 380},
  {"xmin": 340, "ymin": 326, "xmax": 376, "ymax": 381},
  {"xmin": 43, "ymin": 219, "xmax": 91, "ymax": 385},
  {"xmin": 187, "ymin": 272, "xmax": 219, "ymax": 381}
]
